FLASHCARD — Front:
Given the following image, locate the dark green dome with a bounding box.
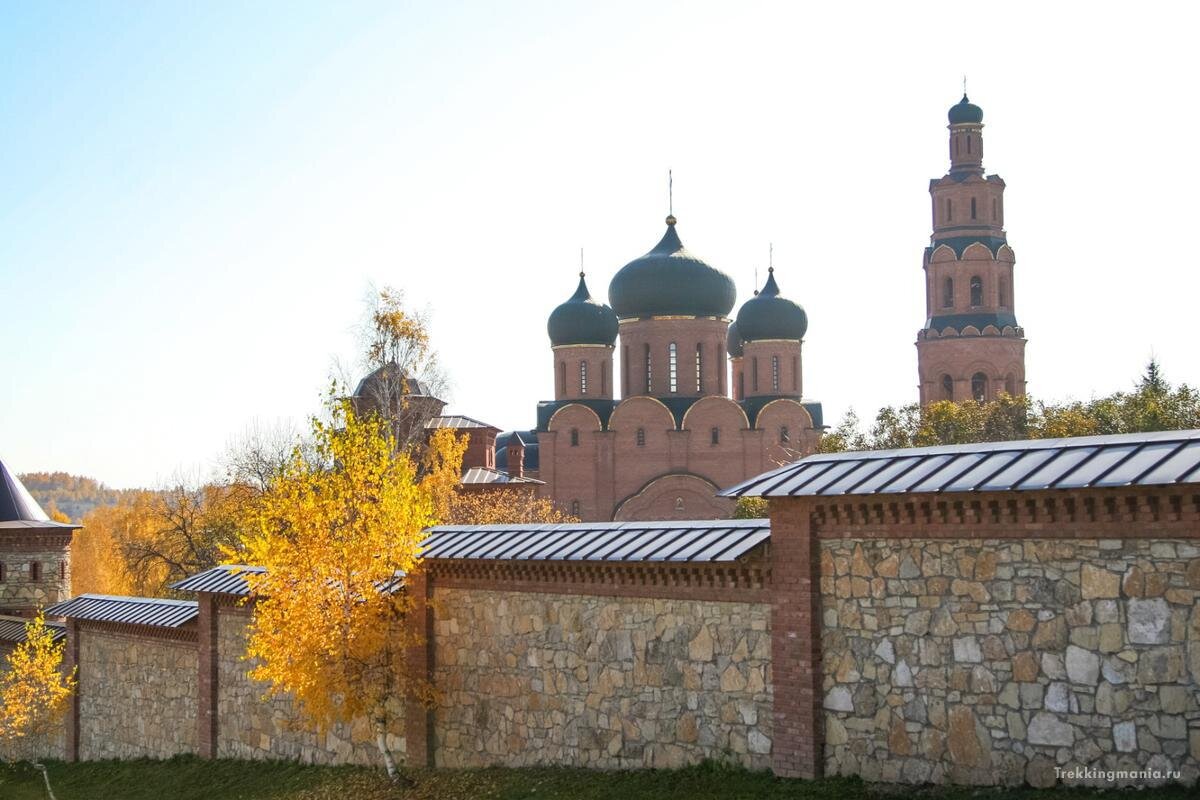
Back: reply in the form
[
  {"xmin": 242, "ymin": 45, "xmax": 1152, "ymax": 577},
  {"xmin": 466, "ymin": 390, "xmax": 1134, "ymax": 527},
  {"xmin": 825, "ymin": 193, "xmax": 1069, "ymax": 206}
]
[
  {"xmin": 735, "ymin": 269, "xmax": 808, "ymax": 342},
  {"xmin": 727, "ymin": 321, "xmax": 744, "ymax": 358},
  {"xmin": 547, "ymin": 273, "xmax": 618, "ymax": 347},
  {"xmin": 608, "ymin": 216, "xmax": 736, "ymax": 319},
  {"xmin": 948, "ymin": 94, "xmax": 983, "ymax": 125}
]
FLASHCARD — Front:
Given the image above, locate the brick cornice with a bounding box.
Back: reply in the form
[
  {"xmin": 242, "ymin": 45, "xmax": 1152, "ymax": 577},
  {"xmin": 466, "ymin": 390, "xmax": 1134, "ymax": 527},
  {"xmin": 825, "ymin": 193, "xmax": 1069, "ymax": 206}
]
[
  {"xmin": 427, "ymin": 558, "xmax": 770, "ymax": 603},
  {"xmin": 804, "ymin": 487, "xmax": 1200, "ymax": 540},
  {"xmin": 75, "ymin": 618, "xmax": 199, "ymax": 644},
  {"xmin": 0, "ymin": 532, "xmax": 73, "ymax": 550}
]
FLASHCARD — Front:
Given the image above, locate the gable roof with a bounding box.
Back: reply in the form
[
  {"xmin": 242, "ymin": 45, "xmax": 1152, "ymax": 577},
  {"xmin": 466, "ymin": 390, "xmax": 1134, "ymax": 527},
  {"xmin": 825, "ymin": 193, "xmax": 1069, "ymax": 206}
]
[{"xmin": 45, "ymin": 594, "xmax": 199, "ymax": 628}]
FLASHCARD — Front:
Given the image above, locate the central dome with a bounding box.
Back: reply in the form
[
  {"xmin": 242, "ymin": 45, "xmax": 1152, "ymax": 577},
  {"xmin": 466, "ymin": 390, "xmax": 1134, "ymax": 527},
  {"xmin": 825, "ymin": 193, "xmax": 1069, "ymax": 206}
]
[{"xmin": 608, "ymin": 216, "xmax": 736, "ymax": 319}]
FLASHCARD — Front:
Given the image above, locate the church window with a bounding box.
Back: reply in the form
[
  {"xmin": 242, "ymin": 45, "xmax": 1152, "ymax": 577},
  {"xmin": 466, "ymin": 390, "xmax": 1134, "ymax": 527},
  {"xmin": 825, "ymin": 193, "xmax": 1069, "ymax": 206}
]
[
  {"xmin": 710, "ymin": 427, "xmax": 720, "ymax": 445},
  {"xmin": 579, "ymin": 361, "xmax": 588, "ymax": 394},
  {"xmin": 570, "ymin": 428, "xmax": 579, "ymax": 447},
  {"xmin": 771, "ymin": 355, "xmax": 780, "ymax": 392},
  {"xmin": 601, "ymin": 362, "xmax": 607, "ymax": 395},
  {"xmin": 60, "ymin": 560, "xmax": 66, "ymax": 580},
  {"xmin": 644, "ymin": 344, "xmax": 652, "ymax": 393},
  {"xmin": 792, "ymin": 356, "xmax": 799, "ymax": 391},
  {"xmin": 674, "ymin": 497, "xmax": 684, "ymax": 513},
  {"xmin": 636, "ymin": 427, "xmax": 645, "ymax": 447},
  {"xmin": 972, "ymin": 372, "xmax": 988, "ymax": 402},
  {"xmin": 780, "ymin": 426, "xmax": 790, "ymax": 444},
  {"xmin": 30, "ymin": 562, "xmax": 40, "ymax": 582},
  {"xmin": 941, "ymin": 374, "xmax": 953, "ymax": 400},
  {"xmin": 943, "ymin": 277, "xmax": 954, "ymax": 308},
  {"xmin": 992, "ymin": 197, "xmax": 998, "ymax": 221},
  {"xmin": 752, "ymin": 358, "xmax": 759, "ymax": 392},
  {"xmin": 966, "ymin": 135, "xmax": 972, "ymax": 154},
  {"xmin": 717, "ymin": 345, "xmax": 725, "ymax": 394},
  {"xmin": 970, "ymin": 276, "xmax": 983, "ymax": 307},
  {"xmin": 695, "ymin": 343, "xmax": 703, "ymax": 393},
  {"xmin": 1005, "ymin": 374, "xmax": 1016, "ymax": 395},
  {"xmin": 737, "ymin": 372, "xmax": 744, "ymax": 401},
  {"xmin": 999, "ymin": 277, "xmax": 1009, "ymax": 307},
  {"xmin": 668, "ymin": 342, "xmax": 678, "ymax": 393},
  {"xmin": 558, "ymin": 361, "xmax": 566, "ymax": 396},
  {"xmin": 571, "ymin": 500, "xmax": 580, "ymax": 516},
  {"xmin": 945, "ymin": 199, "xmax": 952, "ymax": 222},
  {"xmin": 970, "ymin": 197, "xmax": 977, "ymax": 219},
  {"xmin": 622, "ymin": 346, "xmax": 629, "ymax": 395}
]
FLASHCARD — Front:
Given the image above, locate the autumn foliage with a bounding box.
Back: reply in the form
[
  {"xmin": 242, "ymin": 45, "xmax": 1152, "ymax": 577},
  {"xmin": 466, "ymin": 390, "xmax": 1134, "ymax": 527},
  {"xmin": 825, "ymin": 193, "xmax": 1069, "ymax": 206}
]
[{"xmin": 0, "ymin": 615, "xmax": 75, "ymax": 759}]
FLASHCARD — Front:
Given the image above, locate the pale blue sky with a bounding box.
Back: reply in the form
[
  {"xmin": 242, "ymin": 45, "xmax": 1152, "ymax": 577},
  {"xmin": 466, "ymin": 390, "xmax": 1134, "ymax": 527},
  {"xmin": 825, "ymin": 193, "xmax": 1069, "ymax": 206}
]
[{"xmin": 3, "ymin": 2, "xmax": 1198, "ymax": 488}]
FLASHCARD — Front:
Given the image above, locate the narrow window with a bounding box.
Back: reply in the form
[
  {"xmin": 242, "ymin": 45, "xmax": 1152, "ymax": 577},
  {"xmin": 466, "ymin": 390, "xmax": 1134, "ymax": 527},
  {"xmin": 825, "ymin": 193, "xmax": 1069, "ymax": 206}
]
[
  {"xmin": 30, "ymin": 562, "xmax": 40, "ymax": 582},
  {"xmin": 668, "ymin": 342, "xmax": 678, "ymax": 393},
  {"xmin": 60, "ymin": 560, "xmax": 66, "ymax": 580},
  {"xmin": 970, "ymin": 197, "xmax": 977, "ymax": 220},
  {"xmin": 710, "ymin": 427, "xmax": 720, "ymax": 445},
  {"xmin": 943, "ymin": 277, "xmax": 954, "ymax": 308},
  {"xmin": 0, "ymin": 563, "xmax": 6, "ymax": 582},
  {"xmin": 644, "ymin": 344, "xmax": 652, "ymax": 393},
  {"xmin": 972, "ymin": 372, "xmax": 987, "ymax": 402},
  {"xmin": 780, "ymin": 426, "xmax": 790, "ymax": 444},
  {"xmin": 571, "ymin": 500, "xmax": 580, "ymax": 517},
  {"xmin": 942, "ymin": 374, "xmax": 953, "ymax": 400},
  {"xmin": 674, "ymin": 497, "xmax": 684, "ymax": 513},
  {"xmin": 945, "ymin": 199, "xmax": 952, "ymax": 222},
  {"xmin": 636, "ymin": 427, "xmax": 645, "ymax": 447},
  {"xmin": 1005, "ymin": 374, "xmax": 1016, "ymax": 395},
  {"xmin": 954, "ymin": 137, "xmax": 960, "ymax": 155},
  {"xmin": 570, "ymin": 428, "xmax": 579, "ymax": 447},
  {"xmin": 579, "ymin": 361, "xmax": 588, "ymax": 395},
  {"xmin": 999, "ymin": 277, "xmax": 1009, "ymax": 307},
  {"xmin": 695, "ymin": 343, "xmax": 703, "ymax": 393},
  {"xmin": 966, "ymin": 135, "xmax": 972, "ymax": 154},
  {"xmin": 558, "ymin": 361, "xmax": 566, "ymax": 396},
  {"xmin": 792, "ymin": 356, "xmax": 799, "ymax": 392},
  {"xmin": 992, "ymin": 198, "xmax": 997, "ymax": 221},
  {"xmin": 752, "ymin": 358, "xmax": 759, "ymax": 392},
  {"xmin": 771, "ymin": 355, "xmax": 780, "ymax": 392},
  {"xmin": 717, "ymin": 345, "xmax": 725, "ymax": 394},
  {"xmin": 600, "ymin": 361, "xmax": 607, "ymax": 395},
  {"xmin": 622, "ymin": 346, "xmax": 629, "ymax": 395},
  {"xmin": 970, "ymin": 275, "xmax": 983, "ymax": 307},
  {"xmin": 737, "ymin": 372, "xmax": 744, "ymax": 401}
]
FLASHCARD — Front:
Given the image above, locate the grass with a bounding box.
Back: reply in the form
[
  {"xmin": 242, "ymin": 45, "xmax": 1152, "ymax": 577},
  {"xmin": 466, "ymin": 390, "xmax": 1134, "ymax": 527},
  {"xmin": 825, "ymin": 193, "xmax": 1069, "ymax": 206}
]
[{"xmin": 0, "ymin": 757, "xmax": 1193, "ymax": 800}]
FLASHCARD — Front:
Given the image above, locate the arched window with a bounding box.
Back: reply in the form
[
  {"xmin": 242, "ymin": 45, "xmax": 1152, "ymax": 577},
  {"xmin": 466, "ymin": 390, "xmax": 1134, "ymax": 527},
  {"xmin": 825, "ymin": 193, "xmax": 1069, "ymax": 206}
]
[
  {"xmin": 941, "ymin": 374, "xmax": 953, "ymax": 400},
  {"xmin": 30, "ymin": 562, "xmax": 40, "ymax": 582},
  {"xmin": 792, "ymin": 356, "xmax": 799, "ymax": 392},
  {"xmin": 710, "ymin": 427, "xmax": 720, "ymax": 445},
  {"xmin": 622, "ymin": 346, "xmax": 629, "ymax": 395},
  {"xmin": 1005, "ymin": 374, "xmax": 1016, "ymax": 395},
  {"xmin": 966, "ymin": 134, "xmax": 972, "ymax": 154},
  {"xmin": 943, "ymin": 277, "xmax": 954, "ymax": 308},
  {"xmin": 970, "ymin": 276, "xmax": 983, "ymax": 307},
  {"xmin": 737, "ymin": 372, "xmax": 744, "ymax": 401},
  {"xmin": 695, "ymin": 343, "xmax": 703, "ymax": 393},
  {"xmin": 970, "ymin": 197, "xmax": 977, "ymax": 220},
  {"xmin": 771, "ymin": 355, "xmax": 780, "ymax": 392},
  {"xmin": 635, "ymin": 427, "xmax": 645, "ymax": 447},
  {"xmin": 945, "ymin": 199, "xmax": 952, "ymax": 222},
  {"xmin": 717, "ymin": 345, "xmax": 725, "ymax": 395},
  {"xmin": 999, "ymin": 277, "xmax": 1009, "ymax": 308},
  {"xmin": 570, "ymin": 428, "xmax": 579, "ymax": 447},
  {"xmin": 992, "ymin": 197, "xmax": 998, "ymax": 221},
  {"xmin": 558, "ymin": 361, "xmax": 566, "ymax": 395},
  {"xmin": 600, "ymin": 361, "xmax": 607, "ymax": 395},
  {"xmin": 972, "ymin": 372, "xmax": 987, "ymax": 402},
  {"xmin": 579, "ymin": 361, "xmax": 588, "ymax": 395},
  {"xmin": 780, "ymin": 426, "xmax": 790, "ymax": 444},
  {"xmin": 571, "ymin": 500, "xmax": 580, "ymax": 517},
  {"xmin": 644, "ymin": 343, "xmax": 652, "ymax": 393},
  {"xmin": 668, "ymin": 342, "xmax": 678, "ymax": 393},
  {"xmin": 752, "ymin": 358, "xmax": 759, "ymax": 392}
]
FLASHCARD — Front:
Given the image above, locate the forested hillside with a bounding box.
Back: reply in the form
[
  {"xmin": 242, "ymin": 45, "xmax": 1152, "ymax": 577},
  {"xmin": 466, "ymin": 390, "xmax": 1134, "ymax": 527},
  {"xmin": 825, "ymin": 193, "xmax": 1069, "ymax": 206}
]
[{"xmin": 17, "ymin": 472, "xmax": 134, "ymax": 523}]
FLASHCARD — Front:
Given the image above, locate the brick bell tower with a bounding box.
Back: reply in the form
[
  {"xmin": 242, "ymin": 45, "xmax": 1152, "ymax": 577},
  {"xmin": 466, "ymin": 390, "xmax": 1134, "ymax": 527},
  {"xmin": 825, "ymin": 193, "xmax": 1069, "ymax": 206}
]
[{"xmin": 917, "ymin": 94, "xmax": 1026, "ymax": 406}]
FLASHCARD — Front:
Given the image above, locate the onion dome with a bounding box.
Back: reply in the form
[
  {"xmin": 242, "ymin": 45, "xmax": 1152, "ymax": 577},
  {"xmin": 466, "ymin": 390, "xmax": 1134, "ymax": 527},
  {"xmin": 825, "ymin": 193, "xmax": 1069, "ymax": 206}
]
[
  {"xmin": 726, "ymin": 321, "xmax": 744, "ymax": 358},
  {"xmin": 608, "ymin": 216, "xmax": 736, "ymax": 319},
  {"xmin": 547, "ymin": 272, "xmax": 619, "ymax": 346},
  {"xmin": 735, "ymin": 268, "xmax": 808, "ymax": 342},
  {"xmin": 948, "ymin": 94, "xmax": 983, "ymax": 125}
]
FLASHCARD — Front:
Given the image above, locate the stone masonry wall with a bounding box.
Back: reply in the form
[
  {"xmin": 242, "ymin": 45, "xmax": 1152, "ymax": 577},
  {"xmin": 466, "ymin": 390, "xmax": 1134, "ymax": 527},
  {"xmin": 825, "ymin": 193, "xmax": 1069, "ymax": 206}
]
[
  {"xmin": 0, "ymin": 546, "xmax": 71, "ymax": 613},
  {"xmin": 215, "ymin": 606, "xmax": 406, "ymax": 765},
  {"xmin": 820, "ymin": 538, "xmax": 1200, "ymax": 787},
  {"xmin": 78, "ymin": 628, "xmax": 197, "ymax": 760},
  {"xmin": 432, "ymin": 587, "xmax": 772, "ymax": 769}
]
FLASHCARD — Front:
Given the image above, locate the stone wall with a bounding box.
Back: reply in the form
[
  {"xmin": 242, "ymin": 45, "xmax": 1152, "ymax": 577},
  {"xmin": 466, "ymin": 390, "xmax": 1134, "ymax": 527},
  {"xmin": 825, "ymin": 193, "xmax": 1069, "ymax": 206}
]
[
  {"xmin": 431, "ymin": 587, "xmax": 772, "ymax": 769},
  {"xmin": 820, "ymin": 537, "xmax": 1200, "ymax": 787},
  {"xmin": 0, "ymin": 545, "xmax": 71, "ymax": 614},
  {"xmin": 214, "ymin": 605, "xmax": 406, "ymax": 765},
  {"xmin": 77, "ymin": 627, "xmax": 197, "ymax": 760}
]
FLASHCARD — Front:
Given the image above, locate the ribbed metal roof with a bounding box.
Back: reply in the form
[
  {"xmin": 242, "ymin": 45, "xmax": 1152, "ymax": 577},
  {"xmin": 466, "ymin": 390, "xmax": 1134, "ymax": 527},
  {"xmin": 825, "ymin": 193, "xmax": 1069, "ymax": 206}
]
[
  {"xmin": 461, "ymin": 467, "xmax": 544, "ymax": 486},
  {"xmin": 0, "ymin": 615, "xmax": 66, "ymax": 644},
  {"xmin": 420, "ymin": 518, "xmax": 770, "ymax": 563},
  {"xmin": 721, "ymin": 430, "xmax": 1200, "ymax": 498},
  {"xmin": 426, "ymin": 415, "xmax": 498, "ymax": 430},
  {"xmin": 45, "ymin": 594, "xmax": 199, "ymax": 628},
  {"xmin": 169, "ymin": 564, "xmax": 264, "ymax": 596}
]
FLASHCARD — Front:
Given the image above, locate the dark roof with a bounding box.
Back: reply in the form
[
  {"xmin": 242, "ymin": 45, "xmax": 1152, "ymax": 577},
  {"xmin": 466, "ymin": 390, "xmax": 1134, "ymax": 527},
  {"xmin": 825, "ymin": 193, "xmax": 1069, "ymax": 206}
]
[
  {"xmin": 721, "ymin": 430, "xmax": 1200, "ymax": 499},
  {"xmin": 735, "ymin": 268, "xmax": 808, "ymax": 342},
  {"xmin": 496, "ymin": 431, "xmax": 540, "ymax": 472},
  {"xmin": 352, "ymin": 363, "xmax": 438, "ymax": 400},
  {"xmin": 461, "ymin": 467, "xmax": 544, "ymax": 486},
  {"xmin": 420, "ymin": 518, "xmax": 770, "ymax": 563},
  {"xmin": 536, "ymin": 398, "xmax": 617, "ymax": 431},
  {"xmin": 0, "ymin": 615, "xmax": 66, "ymax": 645},
  {"xmin": 45, "ymin": 594, "xmax": 199, "ymax": 628},
  {"xmin": 608, "ymin": 217, "xmax": 736, "ymax": 319},
  {"xmin": 425, "ymin": 415, "xmax": 499, "ymax": 431},
  {"xmin": 169, "ymin": 564, "xmax": 265, "ymax": 597},
  {"xmin": 547, "ymin": 273, "xmax": 619, "ymax": 347},
  {"xmin": 926, "ymin": 235, "xmax": 1010, "ymax": 259},
  {"xmin": 727, "ymin": 321, "xmax": 744, "ymax": 358},
  {"xmin": 740, "ymin": 396, "xmax": 825, "ymax": 430},
  {"xmin": 924, "ymin": 312, "xmax": 1020, "ymax": 333},
  {"xmin": 948, "ymin": 93, "xmax": 983, "ymax": 125},
  {"xmin": 0, "ymin": 459, "xmax": 79, "ymax": 531}
]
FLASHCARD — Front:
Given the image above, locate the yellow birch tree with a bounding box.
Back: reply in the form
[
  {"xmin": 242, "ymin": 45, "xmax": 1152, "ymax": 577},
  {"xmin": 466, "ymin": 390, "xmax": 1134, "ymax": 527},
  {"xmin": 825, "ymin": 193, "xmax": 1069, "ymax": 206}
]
[
  {"xmin": 0, "ymin": 614, "xmax": 76, "ymax": 759},
  {"xmin": 237, "ymin": 395, "xmax": 440, "ymax": 779}
]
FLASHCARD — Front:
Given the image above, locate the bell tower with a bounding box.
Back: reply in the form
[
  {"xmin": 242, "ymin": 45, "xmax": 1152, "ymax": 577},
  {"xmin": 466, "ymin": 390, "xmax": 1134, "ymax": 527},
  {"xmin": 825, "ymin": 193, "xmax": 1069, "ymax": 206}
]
[{"xmin": 917, "ymin": 94, "xmax": 1027, "ymax": 406}]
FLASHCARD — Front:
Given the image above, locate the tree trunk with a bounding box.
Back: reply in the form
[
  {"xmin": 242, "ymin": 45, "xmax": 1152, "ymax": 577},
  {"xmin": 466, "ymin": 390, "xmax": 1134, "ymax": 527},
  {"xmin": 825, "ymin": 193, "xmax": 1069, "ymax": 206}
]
[{"xmin": 373, "ymin": 719, "xmax": 398, "ymax": 781}]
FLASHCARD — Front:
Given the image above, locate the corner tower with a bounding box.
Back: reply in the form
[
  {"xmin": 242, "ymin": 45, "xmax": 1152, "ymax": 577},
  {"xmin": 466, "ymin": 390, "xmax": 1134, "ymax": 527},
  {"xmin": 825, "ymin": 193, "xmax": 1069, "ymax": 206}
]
[{"xmin": 917, "ymin": 94, "xmax": 1027, "ymax": 405}]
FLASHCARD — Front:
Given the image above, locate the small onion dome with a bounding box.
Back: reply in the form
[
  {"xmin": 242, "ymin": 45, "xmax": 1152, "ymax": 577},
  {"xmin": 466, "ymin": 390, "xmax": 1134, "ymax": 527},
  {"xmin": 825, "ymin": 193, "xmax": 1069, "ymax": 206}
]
[
  {"xmin": 547, "ymin": 272, "xmax": 619, "ymax": 346},
  {"xmin": 735, "ymin": 268, "xmax": 808, "ymax": 342},
  {"xmin": 608, "ymin": 216, "xmax": 736, "ymax": 319},
  {"xmin": 948, "ymin": 93, "xmax": 983, "ymax": 125},
  {"xmin": 726, "ymin": 321, "xmax": 744, "ymax": 358}
]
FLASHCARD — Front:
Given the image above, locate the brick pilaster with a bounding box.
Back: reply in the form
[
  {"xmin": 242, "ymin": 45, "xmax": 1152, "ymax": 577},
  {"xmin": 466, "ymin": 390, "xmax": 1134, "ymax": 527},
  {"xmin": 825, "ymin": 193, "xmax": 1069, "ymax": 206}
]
[
  {"xmin": 768, "ymin": 500, "xmax": 823, "ymax": 779},
  {"xmin": 403, "ymin": 568, "xmax": 433, "ymax": 767},
  {"xmin": 196, "ymin": 593, "xmax": 219, "ymax": 758},
  {"xmin": 64, "ymin": 619, "xmax": 80, "ymax": 762}
]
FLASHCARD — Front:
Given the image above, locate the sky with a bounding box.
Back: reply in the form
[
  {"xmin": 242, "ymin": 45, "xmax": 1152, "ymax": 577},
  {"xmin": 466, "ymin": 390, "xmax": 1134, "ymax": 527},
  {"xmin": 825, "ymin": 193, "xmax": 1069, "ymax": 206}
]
[{"xmin": 2, "ymin": 1, "xmax": 1198, "ymax": 489}]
